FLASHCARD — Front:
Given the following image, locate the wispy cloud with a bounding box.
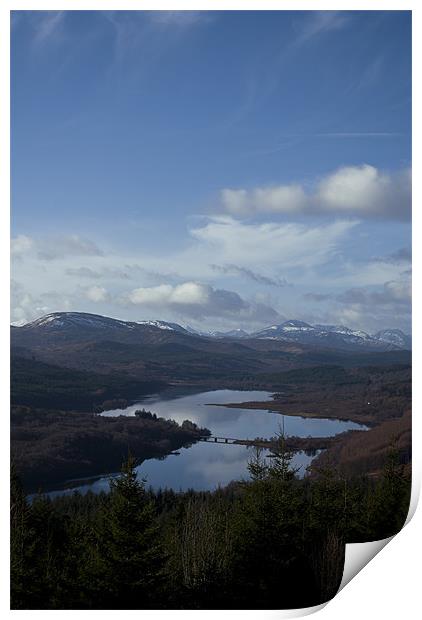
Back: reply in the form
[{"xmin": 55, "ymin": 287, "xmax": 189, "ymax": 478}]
[
  {"xmin": 220, "ymin": 11, "xmax": 352, "ymax": 130},
  {"xmin": 349, "ymin": 55, "xmax": 384, "ymax": 94},
  {"xmin": 313, "ymin": 132, "xmax": 404, "ymax": 138},
  {"xmin": 337, "ymin": 277, "xmax": 411, "ymax": 307},
  {"xmin": 32, "ymin": 11, "xmax": 65, "ymax": 46},
  {"xmin": 146, "ymin": 11, "xmax": 206, "ymax": 28},
  {"xmin": 294, "ymin": 11, "xmax": 351, "ymax": 46},
  {"xmin": 210, "ymin": 264, "xmax": 290, "ymax": 288},
  {"xmin": 11, "ymin": 234, "xmax": 104, "ymax": 261},
  {"xmin": 103, "ymin": 10, "xmax": 208, "ymax": 72},
  {"xmin": 249, "ymin": 132, "xmax": 405, "ymax": 157},
  {"xmin": 371, "ymin": 247, "xmax": 412, "ymax": 265},
  {"xmin": 304, "ymin": 272, "xmax": 411, "ymax": 308}
]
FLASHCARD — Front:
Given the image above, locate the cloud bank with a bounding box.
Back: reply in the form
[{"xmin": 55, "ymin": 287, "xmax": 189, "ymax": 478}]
[
  {"xmin": 122, "ymin": 281, "xmax": 280, "ymax": 323},
  {"xmin": 12, "ymin": 234, "xmax": 104, "ymax": 261},
  {"xmin": 221, "ymin": 165, "xmax": 411, "ymax": 220},
  {"xmin": 10, "ymin": 203, "xmax": 410, "ymax": 332}
]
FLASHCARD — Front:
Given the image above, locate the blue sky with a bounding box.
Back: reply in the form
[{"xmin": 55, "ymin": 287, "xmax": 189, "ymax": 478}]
[{"xmin": 11, "ymin": 10, "xmax": 411, "ymax": 332}]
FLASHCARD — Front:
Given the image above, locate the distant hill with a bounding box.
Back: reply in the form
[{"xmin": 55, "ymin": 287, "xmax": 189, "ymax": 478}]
[
  {"xmin": 250, "ymin": 320, "xmax": 411, "ymax": 351},
  {"xmin": 10, "ymin": 312, "xmax": 411, "ymax": 385},
  {"xmin": 12, "ymin": 312, "xmax": 410, "ymax": 351},
  {"xmin": 11, "ymin": 355, "xmax": 165, "ymax": 411},
  {"xmin": 374, "ymin": 328, "xmax": 412, "ymax": 350}
]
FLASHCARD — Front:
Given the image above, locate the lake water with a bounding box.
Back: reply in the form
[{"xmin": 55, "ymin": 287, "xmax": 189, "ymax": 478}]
[{"xmin": 42, "ymin": 389, "xmax": 367, "ymax": 499}]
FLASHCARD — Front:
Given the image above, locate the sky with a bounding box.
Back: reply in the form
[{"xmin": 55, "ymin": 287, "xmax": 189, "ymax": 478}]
[{"xmin": 10, "ymin": 9, "xmax": 412, "ymax": 333}]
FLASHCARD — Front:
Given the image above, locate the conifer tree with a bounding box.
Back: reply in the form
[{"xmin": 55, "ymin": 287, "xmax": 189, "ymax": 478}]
[
  {"xmin": 10, "ymin": 464, "xmax": 34, "ymax": 609},
  {"xmin": 95, "ymin": 455, "xmax": 164, "ymax": 608},
  {"xmin": 369, "ymin": 441, "xmax": 411, "ymax": 538},
  {"xmin": 267, "ymin": 427, "xmax": 301, "ymax": 481}
]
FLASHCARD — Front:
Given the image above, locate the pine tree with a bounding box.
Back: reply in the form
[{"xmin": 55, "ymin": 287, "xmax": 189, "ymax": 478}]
[
  {"xmin": 267, "ymin": 427, "xmax": 301, "ymax": 482},
  {"xmin": 94, "ymin": 455, "xmax": 164, "ymax": 608},
  {"xmin": 369, "ymin": 441, "xmax": 411, "ymax": 539},
  {"xmin": 247, "ymin": 446, "xmax": 268, "ymax": 482},
  {"xmin": 10, "ymin": 464, "xmax": 34, "ymax": 609},
  {"xmin": 232, "ymin": 428, "xmax": 312, "ymax": 608}
]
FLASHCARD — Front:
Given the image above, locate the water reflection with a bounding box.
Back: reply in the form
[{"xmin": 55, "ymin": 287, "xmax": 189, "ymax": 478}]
[
  {"xmin": 102, "ymin": 389, "xmax": 365, "ymax": 439},
  {"xmin": 40, "ymin": 389, "xmax": 366, "ymax": 497}
]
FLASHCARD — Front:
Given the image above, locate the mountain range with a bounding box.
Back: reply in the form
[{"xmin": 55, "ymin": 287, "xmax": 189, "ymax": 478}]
[
  {"xmin": 12, "ymin": 312, "xmax": 411, "ymax": 352},
  {"xmin": 11, "ymin": 311, "xmax": 411, "ymax": 390}
]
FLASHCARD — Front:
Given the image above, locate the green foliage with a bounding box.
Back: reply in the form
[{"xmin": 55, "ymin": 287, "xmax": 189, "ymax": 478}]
[
  {"xmin": 90, "ymin": 455, "xmax": 164, "ymax": 608},
  {"xmin": 365, "ymin": 443, "xmax": 411, "ymax": 540},
  {"xmin": 10, "ymin": 463, "xmax": 36, "ymax": 609},
  {"xmin": 10, "ymin": 450, "xmax": 411, "ymax": 610}
]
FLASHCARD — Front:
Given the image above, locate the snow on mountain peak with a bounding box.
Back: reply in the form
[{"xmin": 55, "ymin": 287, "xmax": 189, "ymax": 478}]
[
  {"xmin": 26, "ymin": 312, "xmax": 134, "ymax": 330},
  {"xmin": 136, "ymin": 320, "xmax": 175, "ymax": 331},
  {"xmin": 18, "ymin": 312, "xmax": 411, "ymax": 351}
]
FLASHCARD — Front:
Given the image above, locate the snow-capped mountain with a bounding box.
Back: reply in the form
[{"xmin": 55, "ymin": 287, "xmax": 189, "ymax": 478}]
[
  {"xmin": 135, "ymin": 319, "xmax": 189, "ymax": 333},
  {"xmin": 208, "ymin": 328, "xmax": 250, "ymax": 339},
  {"xmin": 25, "ymin": 312, "xmax": 134, "ymax": 331},
  {"xmin": 12, "ymin": 312, "xmax": 411, "ymax": 352},
  {"xmin": 253, "ymin": 320, "xmax": 316, "ymax": 339},
  {"xmin": 250, "ymin": 320, "xmax": 410, "ymax": 351},
  {"xmin": 374, "ymin": 329, "xmax": 412, "ymax": 350},
  {"xmin": 183, "ymin": 325, "xmax": 250, "ymax": 339},
  {"xmin": 12, "ymin": 312, "xmax": 195, "ymax": 349},
  {"xmin": 23, "ymin": 313, "xmax": 189, "ymax": 334}
]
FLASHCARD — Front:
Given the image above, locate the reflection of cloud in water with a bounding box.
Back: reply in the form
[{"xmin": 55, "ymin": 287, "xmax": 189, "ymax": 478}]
[
  {"xmin": 103, "ymin": 390, "xmax": 365, "ymax": 440},
  {"xmin": 188, "ymin": 445, "xmax": 250, "ymax": 485},
  {"xmin": 48, "ymin": 390, "xmax": 366, "ymax": 496},
  {"xmin": 138, "ymin": 443, "xmax": 317, "ymax": 491}
]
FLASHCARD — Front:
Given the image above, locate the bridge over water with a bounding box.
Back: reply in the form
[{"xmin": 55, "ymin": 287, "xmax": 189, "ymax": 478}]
[
  {"xmin": 198, "ymin": 435, "xmax": 329, "ymax": 455},
  {"xmin": 199, "ymin": 435, "xmax": 270, "ymax": 447}
]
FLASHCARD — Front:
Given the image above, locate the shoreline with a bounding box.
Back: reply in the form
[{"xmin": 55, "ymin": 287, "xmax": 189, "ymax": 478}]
[{"xmin": 207, "ymin": 399, "xmax": 374, "ymax": 427}]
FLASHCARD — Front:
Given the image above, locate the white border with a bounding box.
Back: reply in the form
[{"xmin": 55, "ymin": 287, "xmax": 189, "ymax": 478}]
[{"xmin": 2, "ymin": 2, "xmax": 419, "ymax": 618}]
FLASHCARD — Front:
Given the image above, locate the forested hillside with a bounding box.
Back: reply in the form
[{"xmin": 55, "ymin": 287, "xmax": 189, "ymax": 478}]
[{"xmin": 11, "ymin": 441, "xmax": 410, "ymax": 610}]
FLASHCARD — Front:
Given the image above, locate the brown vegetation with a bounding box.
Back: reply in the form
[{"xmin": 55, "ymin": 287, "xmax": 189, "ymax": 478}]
[
  {"xmin": 311, "ymin": 409, "xmax": 411, "ymax": 477},
  {"xmin": 11, "ymin": 406, "xmax": 209, "ymax": 490},
  {"xmin": 213, "ymin": 364, "xmax": 411, "ymax": 478}
]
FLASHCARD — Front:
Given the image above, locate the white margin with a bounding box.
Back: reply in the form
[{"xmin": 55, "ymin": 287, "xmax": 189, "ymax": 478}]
[{"xmin": 1, "ymin": 1, "xmax": 419, "ymax": 618}]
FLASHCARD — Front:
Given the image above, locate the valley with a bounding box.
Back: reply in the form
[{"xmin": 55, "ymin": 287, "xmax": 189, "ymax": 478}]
[{"xmin": 10, "ymin": 311, "xmax": 412, "ymax": 491}]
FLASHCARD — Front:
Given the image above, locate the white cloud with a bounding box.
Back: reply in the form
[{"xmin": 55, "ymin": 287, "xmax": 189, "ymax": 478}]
[
  {"xmin": 168, "ymin": 282, "xmax": 209, "ymax": 305},
  {"xmin": 317, "ymin": 164, "xmax": 387, "ymax": 211},
  {"xmin": 221, "ymin": 165, "xmax": 411, "ymax": 220},
  {"xmin": 128, "ymin": 284, "xmax": 189, "ymax": 306},
  {"xmin": 384, "ymin": 278, "xmax": 411, "ymax": 303},
  {"xmin": 11, "ymin": 280, "xmax": 69, "ymax": 325},
  {"xmin": 85, "ymin": 286, "xmax": 109, "ymax": 303},
  {"xmin": 123, "ymin": 280, "xmax": 280, "ymax": 323},
  {"xmin": 11, "ymin": 235, "xmax": 33, "ymax": 256},
  {"xmin": 315, "ymin": 165, "xmax": 411, "ymax": 218},
  {"xmin": 222, "ymin": 185, "xmax": 307, "ymax": 217},
  {"xmin": 308, "ymin": 274, "xmax": 411, "ymax": 309},
  {"xmin": 127, "ymin": 282, "xmax": 211, "ymax": 308},
  {"xmin": 189, "ymin": 216, "xmax": 357, "ymax": 270},
  {"xmin": 302, "ymin": 269, "xmax": 411, "ymax": 333},
  {"xmin": 32, "ymin": 11, "xmax": 65, "ymax": 45},
  {"xmin": 37, "ymin": 235, "xmax": 104, "ymax": 260},
  {"xmin": 338, "ymin": 277, "xmax": 411, "ymax": 307},
  {"xmin": 10, "ymin": 234, "xmax": 104, "ymax": 261},
  {"xmin": 147, "ymin": 11, "xmax": 205, "ymax": 27}
]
